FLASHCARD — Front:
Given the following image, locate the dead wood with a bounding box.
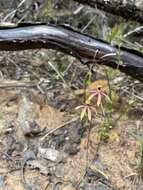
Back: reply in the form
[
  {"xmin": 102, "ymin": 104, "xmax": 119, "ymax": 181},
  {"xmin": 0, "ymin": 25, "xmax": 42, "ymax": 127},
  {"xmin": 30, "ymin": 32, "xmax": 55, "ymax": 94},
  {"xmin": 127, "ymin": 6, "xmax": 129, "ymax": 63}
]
[{"xmin": 0, "ymin": 23, "xmax": 143, "ymax": 81}]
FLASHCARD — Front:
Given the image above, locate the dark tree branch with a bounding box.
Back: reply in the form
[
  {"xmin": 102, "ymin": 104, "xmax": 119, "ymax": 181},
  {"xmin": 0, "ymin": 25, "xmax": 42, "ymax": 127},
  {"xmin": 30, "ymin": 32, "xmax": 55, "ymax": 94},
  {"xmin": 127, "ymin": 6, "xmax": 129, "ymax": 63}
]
[
  {"xmin": 0, "ymin": 23, "xmax": 143, "ymax": 81},
  {"xmin": 73, "ymin": 0, "xmax": 143, "ymax": 23}
]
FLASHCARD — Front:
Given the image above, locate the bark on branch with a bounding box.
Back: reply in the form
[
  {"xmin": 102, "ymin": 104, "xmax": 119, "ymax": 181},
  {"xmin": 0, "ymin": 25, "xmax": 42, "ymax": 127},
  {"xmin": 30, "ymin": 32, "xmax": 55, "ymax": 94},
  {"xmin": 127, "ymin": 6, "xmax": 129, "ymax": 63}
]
[
  {"xmin": 0, "ymin": 23, "xmax": 143, "ymax": 81},
  {"xmin": 73, "ymin": 0, "xmax": 143, "ymax": 23}
]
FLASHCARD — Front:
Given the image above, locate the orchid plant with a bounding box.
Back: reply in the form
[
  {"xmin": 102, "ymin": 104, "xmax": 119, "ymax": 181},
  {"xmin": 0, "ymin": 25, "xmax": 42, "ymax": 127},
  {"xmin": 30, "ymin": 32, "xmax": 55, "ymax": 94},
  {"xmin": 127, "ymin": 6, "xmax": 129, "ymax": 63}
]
[
  {"xmin": 75, "ymin": 80, "xmax": 111, "ymax": 180},
  {"xmin": 76, "ymin": 82, "xmax": 111, "ymax": 121}
]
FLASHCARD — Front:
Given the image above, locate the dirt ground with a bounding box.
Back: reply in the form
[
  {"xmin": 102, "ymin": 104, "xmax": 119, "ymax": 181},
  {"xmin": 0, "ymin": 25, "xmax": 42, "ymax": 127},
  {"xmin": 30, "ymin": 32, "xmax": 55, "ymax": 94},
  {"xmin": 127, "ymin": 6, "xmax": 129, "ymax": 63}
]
[{"xmin": 0, "ymin": 50, "xmax": 142, "ymax": 190}]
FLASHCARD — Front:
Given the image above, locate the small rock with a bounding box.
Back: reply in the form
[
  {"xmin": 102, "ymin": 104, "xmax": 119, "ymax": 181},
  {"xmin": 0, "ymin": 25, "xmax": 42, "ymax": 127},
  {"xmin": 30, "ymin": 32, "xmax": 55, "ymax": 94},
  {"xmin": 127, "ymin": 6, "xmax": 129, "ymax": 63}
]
[
  {"xmin": 137, "ymin": 182, "xmax": 143, "ymax": 190},
  {"xmin": 22, "ymin": 120, "xmax": 41, "ymax": 136},
  {"xmin": 18, "ymin": 94, "xmax": 41, "ymax": 137},
  {"xmin": 22, "ymin": 150, "xmax": 36, "ymax": 162},
  {"xmin": 83, "ymin": 183, "xmax": 95, "ymax": 190},
  {"xmin": 27, "ymin": 160, "xmax": 49, "ymax": 175},
  {"xmin": 0, "ymin": 175, "xmax": 5, "ymax": 187},
  {"xmin": 112, "ymin": 76, "xmax": 123, "ymax": 84},
  {"xmin": 53, "ymin": 183, "xmax": 62, "ymax": 190},
  {"xmin": 64, "ymin": 143, "xmax": 80, "ymax": 155},
  {"xmin": 39, "ymin": 148, "xmax": 66, "ymax": 162},
  {"xmin": 83, "ymin": 183, "xmax": 111, "ymax": 190},
  {"xmin": 54, "ymin": 133, "xmax": 67, "ymax": 148},
  {"xmin": 94, "ymin": 183, "xmax": 111, "ymax": 190},
  {"xmin": 55, "ymin": 163, "xmax": 66, "ymax": 178},
  {"xmin": 62, "ymin": 184, "xmax": 76, "ymax": 190}
]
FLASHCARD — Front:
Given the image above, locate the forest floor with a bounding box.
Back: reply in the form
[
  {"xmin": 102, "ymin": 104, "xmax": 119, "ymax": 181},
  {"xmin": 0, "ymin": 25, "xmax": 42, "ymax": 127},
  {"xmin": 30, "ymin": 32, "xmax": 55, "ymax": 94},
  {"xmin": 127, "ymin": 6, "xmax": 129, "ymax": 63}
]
[{"xmin": 0, "ymin": 50, "xmax": 143, "ymax": 190}]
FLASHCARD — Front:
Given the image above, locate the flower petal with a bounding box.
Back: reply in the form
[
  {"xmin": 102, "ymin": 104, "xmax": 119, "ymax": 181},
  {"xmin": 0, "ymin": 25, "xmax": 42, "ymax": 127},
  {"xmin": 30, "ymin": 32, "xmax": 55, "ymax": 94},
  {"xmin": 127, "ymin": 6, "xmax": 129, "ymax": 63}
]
[
  {"xmin": 101, "ymin": 92, "xmax": 111, "ymax": 102},
  {"xmin": 88, "ymin": 89, "xmax": 98, "ymax": 93},
  {"xmin": 97, "ymin": 93, "xmax": 102, "ymax": 107},
  {"xmin": 80, "ymin": 107, "xmax": 87, "ymax": 120},
  {"xmin": 75, "ymin": 105, "xmax": 84, "ymax": 110},
  {"xmin": 87, "ymin": 93, "xmax": 97, "ymax": 101},
  {"xmin": 87, "ymin": 107, "xmax": 92, "ymax": 121}
]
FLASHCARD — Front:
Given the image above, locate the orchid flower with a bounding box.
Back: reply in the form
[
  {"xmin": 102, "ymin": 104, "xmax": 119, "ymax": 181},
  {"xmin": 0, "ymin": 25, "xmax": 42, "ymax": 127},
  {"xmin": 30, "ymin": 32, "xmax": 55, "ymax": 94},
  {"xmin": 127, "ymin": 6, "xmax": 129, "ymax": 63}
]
[
  {"xmin": 87, "ymin": 86, "xmax": 111, "ymax": 107},
  {"xmin": 75, "ymin": 102, "xmax": 97, "ymax": 121}
]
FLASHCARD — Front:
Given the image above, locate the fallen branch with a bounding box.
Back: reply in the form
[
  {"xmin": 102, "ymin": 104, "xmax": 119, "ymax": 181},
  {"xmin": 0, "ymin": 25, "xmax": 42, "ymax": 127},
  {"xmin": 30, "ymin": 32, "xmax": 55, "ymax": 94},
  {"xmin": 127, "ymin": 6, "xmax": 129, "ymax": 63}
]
[
  {"xmin": 73, "ymin": 0, "xmax": 143, "ymax": 23},
  {"xmin": 0, "ymin": 23, "xmax": 143, "ymax": 81},
  {"xmin": 0, "ymin": 80, "xmax": 37, "ymax": 88}
]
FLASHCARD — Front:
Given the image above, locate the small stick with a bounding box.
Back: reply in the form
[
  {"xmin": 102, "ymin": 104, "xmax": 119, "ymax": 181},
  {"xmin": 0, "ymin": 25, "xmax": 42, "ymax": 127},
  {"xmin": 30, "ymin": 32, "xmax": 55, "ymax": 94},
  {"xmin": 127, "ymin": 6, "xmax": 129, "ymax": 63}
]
[{"xmin": 40, "ymin": 117, "xmax": 78, "ymax": 141}]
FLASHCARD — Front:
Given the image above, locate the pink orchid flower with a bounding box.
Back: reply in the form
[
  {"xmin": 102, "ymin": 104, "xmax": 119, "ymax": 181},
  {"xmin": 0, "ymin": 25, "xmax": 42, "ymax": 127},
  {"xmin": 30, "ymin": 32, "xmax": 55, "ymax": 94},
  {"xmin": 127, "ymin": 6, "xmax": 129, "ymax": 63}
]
[
  {"xmin": 88, "ymin": 87, "xmax": 111, "ymax": 107},
  {"xmin": 75, "ymin": 103, "xmax": 97, "ymax": 121}
]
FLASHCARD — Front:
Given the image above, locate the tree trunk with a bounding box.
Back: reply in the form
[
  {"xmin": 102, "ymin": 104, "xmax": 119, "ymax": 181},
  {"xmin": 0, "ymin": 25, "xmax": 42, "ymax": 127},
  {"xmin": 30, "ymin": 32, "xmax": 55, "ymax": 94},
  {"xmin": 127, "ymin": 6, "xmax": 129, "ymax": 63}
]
[
  {"xmin": 73, "ymin": 0, "xmax": 143, "ymax": 23},
  {"xmin": 0, "ymin": 23, "xmax": 143, "ymax": 81}
]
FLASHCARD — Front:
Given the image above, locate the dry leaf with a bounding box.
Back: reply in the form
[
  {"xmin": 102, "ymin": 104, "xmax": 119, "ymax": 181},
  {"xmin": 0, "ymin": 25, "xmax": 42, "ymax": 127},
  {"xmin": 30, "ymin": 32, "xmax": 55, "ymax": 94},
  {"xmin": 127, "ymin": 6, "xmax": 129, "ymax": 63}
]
[
  {"xmin": 36, "ymin": 105, "xmax": 65, "ymax": 130},
  {"xmin": 75, "ymin": 80, "xmax": 109, "ymax": 96}
]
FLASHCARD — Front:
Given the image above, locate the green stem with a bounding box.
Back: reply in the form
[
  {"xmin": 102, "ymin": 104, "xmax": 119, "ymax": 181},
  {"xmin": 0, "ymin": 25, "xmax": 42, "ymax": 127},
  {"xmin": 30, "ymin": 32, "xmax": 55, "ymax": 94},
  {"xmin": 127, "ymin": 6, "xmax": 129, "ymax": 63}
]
[{"xmin": 86, "ymin": 121, "xmax": 92, "ymax": 169}]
